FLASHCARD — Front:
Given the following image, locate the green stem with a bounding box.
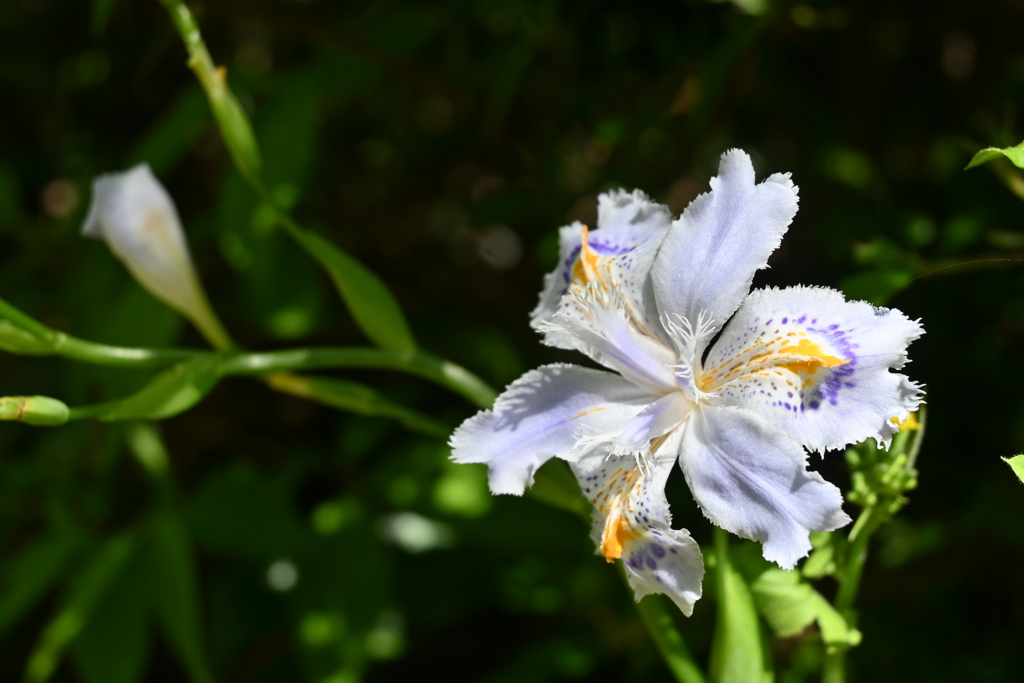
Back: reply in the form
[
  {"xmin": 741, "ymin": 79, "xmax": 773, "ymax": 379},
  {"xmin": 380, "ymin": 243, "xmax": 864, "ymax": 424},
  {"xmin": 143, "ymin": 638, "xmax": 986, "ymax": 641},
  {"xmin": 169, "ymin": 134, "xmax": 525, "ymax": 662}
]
[
  {"xmin": 635, "ymin": 592, "xmax": 708, "ymax": 683},
  {"xmin": 822, "ymin": 505, "xmax": 883, "ymax": 683},
  {"xmin": 0, "ymin": 297, "xmax": 201, "ymax": 367},
  {"xmin": 217, "ymin": 347, "xmax": 497, "ymax": 410},
  {"xmin": 835, "ymin": 506, "xmax": 879, "ymax": 613}
]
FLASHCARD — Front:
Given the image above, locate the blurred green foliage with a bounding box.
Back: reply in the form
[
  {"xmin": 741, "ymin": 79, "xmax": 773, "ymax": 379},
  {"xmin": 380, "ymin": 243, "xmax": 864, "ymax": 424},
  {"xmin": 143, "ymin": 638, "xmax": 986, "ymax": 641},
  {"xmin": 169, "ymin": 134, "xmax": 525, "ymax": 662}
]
[{"xmin": 2, "ymin": 0, "xmax": 1024, "ymax": 681}]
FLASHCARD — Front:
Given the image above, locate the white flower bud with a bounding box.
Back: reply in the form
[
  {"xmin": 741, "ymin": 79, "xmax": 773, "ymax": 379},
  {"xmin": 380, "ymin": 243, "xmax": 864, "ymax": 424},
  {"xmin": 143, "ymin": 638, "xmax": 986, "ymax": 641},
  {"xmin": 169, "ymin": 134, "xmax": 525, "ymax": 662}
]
[{"xmin": 82, "ymin": 164, "xmax": 231, "ymax": 349}]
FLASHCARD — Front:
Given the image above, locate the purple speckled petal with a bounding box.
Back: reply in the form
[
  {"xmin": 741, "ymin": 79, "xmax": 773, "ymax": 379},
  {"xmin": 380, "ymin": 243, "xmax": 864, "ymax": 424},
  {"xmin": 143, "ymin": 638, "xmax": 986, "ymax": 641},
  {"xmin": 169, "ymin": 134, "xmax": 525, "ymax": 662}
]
[
  {"xmin": 679, "ymin": 405, "xmax": 851, "ymax": 570},
  {"xmin": 572, "ymin": 431, "xmax": 704, "ymax": 615},
  {"xmin": 704, "ymin": 285, "xmax": 924, "ymax": 452},
  {"xmin": 531, "ymin": 190, "xmax": 672, "ymax": 351},
  {"xmin": 450, "ymin": 364, "xmax": 655, "ymax": 495}
]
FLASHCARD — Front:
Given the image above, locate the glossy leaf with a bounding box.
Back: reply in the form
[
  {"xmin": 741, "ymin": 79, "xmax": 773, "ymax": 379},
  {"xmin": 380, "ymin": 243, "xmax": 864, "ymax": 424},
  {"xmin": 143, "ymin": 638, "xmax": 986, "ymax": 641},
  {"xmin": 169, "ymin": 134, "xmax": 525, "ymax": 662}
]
[
  {"xmin": 145, "ymin": 511, "xmax": 213, "ymax": 683},
  {"xmin": 288, "ymin": 227, "xmax": 416, "ymax": 354},
  {"xmin": 94, "ymin": 357, "xmax": 222, "ymax": 421},
  {"xmin": 24, "ymin": 533, "xmax": 136, "ymax": 683},
  {"xmin": 1004, "ymin": 454, "xmax": 1024, "ymax": 484}
]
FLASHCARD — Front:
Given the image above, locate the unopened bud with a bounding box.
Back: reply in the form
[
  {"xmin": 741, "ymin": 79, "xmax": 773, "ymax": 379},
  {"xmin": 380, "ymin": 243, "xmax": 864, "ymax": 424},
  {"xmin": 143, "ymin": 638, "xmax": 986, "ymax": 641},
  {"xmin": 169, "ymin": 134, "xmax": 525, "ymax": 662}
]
[
  {"xmin": 0, "ymin": 396, "xmax": 70, "ymax": 426},
  {"xmin": 82, "ymin": 164, "xmax": 232, "ymax": 349}
]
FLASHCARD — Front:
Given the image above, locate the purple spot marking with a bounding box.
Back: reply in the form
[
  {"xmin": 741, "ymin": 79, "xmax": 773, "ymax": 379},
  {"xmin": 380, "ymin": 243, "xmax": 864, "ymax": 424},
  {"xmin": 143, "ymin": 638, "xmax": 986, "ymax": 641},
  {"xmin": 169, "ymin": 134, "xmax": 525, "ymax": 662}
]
[
  {"xmin": 589, "ymin": 239, "xmax": 635, "ymax": 256},
  {"xmin": 651, "ymin": 545, "xmax": 666, "ymax": 559}
]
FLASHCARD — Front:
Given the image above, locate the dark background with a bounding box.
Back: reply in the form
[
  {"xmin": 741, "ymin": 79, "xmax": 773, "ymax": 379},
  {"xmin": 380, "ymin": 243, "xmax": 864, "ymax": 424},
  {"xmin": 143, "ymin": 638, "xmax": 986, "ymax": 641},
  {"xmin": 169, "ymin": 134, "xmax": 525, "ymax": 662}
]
[{"xmin": 1, "ymin": 0, "xmax": 1023, "ymax": 681}]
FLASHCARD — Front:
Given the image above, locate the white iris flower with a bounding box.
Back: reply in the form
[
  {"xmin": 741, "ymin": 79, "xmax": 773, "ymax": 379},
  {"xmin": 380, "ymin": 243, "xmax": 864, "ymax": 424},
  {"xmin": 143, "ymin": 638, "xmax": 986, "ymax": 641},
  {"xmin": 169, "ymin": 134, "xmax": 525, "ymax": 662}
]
[{"xmin": 450, "ymin": 150, "xmax": 924, "ymax": 615}]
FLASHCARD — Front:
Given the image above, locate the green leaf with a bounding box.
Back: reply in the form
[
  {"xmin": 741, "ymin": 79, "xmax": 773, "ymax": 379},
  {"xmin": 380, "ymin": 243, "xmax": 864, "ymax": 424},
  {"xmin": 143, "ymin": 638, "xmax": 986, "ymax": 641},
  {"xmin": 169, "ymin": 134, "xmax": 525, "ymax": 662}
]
[
  {"xmin": 965, "ymin": 142, "xmax": 1024, "ymax": 170},
  {"xmin": 709, "ymin": 531, "xmax": 772, "ymax": 683},
  {"xmin": 70, "ymin": 549, "xmax": 151, "ymax": 683},
  {"xmin": 749, "ymin": 569, "xmax": 860, "ymax": 650},
  {"xmin": 0, "ymin": 530, "xmax": 87, "ymax": 638},
  {"xmin": 95, "ymin": 357, "xmax": 222, "ymax": 421},
  {"xmin": 24, "ymin": 533, "xmax": 137, "ymax": 683},
  {"xmin": 288, "ymin": 227, "xmax": 416, "ymax": 354},
  {"xmin": 145, "ymin": 511, "xmax": 213, "ymax": 683},
  {"xmin": 268, "ymin": 372, "xmax": 447, "ymax": 437},
  {"xmin": 1003, "ymin": 454, "xmax": 1024, "ymax": 484},
  {"xmin": 750, "ymin": 569, "xmax": 817, "ymax": 637}
]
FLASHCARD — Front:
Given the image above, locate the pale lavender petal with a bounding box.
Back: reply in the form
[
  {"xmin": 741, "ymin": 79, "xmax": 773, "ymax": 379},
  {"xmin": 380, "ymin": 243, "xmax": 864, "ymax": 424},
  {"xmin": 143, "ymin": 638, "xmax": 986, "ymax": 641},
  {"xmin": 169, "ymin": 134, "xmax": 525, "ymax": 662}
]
[
  {"xmin": 679, "ymin": 405, "xmax": 851, "ymax": 569},
  {"xmin": 651, "ymin": 149, "xmax": 799, "ymax": 341},
  {"xmin": 450, "ymin": 364, "xmax": 655, "ymax": 495}
]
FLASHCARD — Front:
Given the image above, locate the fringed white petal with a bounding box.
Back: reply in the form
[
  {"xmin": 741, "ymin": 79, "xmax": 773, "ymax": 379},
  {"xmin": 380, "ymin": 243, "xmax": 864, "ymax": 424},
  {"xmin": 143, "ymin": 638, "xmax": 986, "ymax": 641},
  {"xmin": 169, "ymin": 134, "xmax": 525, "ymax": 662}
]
[
  {"xmin": 650, "ymin": 149, "xmax": 799, "ymax": 345},
  {"xmin": 449, "ymin": 364, "xmax": 655, "ymax": 495},
  {"xmin": 679, "ymin": 405, "xmax": 851, "ymax": 570}
]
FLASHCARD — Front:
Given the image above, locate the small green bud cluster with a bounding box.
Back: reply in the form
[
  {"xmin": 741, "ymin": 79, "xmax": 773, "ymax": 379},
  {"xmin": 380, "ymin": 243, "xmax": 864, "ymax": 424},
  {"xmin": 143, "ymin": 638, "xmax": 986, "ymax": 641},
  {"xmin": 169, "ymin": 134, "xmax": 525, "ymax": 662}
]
[{"xmin": 845, "ymin": 425, "xmax": 922, "ymax": 517}]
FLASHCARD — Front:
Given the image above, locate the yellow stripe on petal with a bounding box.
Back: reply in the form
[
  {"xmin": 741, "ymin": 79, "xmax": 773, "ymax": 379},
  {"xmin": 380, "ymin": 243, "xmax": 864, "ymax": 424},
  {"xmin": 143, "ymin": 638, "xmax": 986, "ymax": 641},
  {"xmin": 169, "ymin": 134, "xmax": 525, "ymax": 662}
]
[
  {"xmin": 890, "ymin": 412, "xmax": 920, "ymax": 431},
  {"xmin": 600, "ymin": 514, "xmax": 642, "ymax": 562}
]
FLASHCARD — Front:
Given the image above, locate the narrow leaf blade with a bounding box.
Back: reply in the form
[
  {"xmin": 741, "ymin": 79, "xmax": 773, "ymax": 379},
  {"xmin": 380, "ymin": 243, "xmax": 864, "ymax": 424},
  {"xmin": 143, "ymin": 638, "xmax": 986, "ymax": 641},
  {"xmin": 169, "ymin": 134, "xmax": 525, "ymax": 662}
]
[
  {"xmin": 268, "ymin": 372, "xmax": 446, "ymax": 436},
  {"xmin": 95, "ymin": 357, "xmax": 221, "ymax": 421},
  {"xmin": 710, "ymin": 533, "xmax": 772, "ymax": 683},
  {"xmin": 289, "ymin": 228, "xmax": 416, "ymax": 354},
  {"xmin": 146, "ymin": 511, "xmax": 213, "ymax": 683},
  {"xmin": 24, "ymin": 534, "xmax": 136, "ymax": 683},
  {"xmin": 70, "ymin": 550, "xmax": 151, "ymax": 683},
  {"xmin": 0, "ymin": 530, "xmax": 87, "ymax": 637}
]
